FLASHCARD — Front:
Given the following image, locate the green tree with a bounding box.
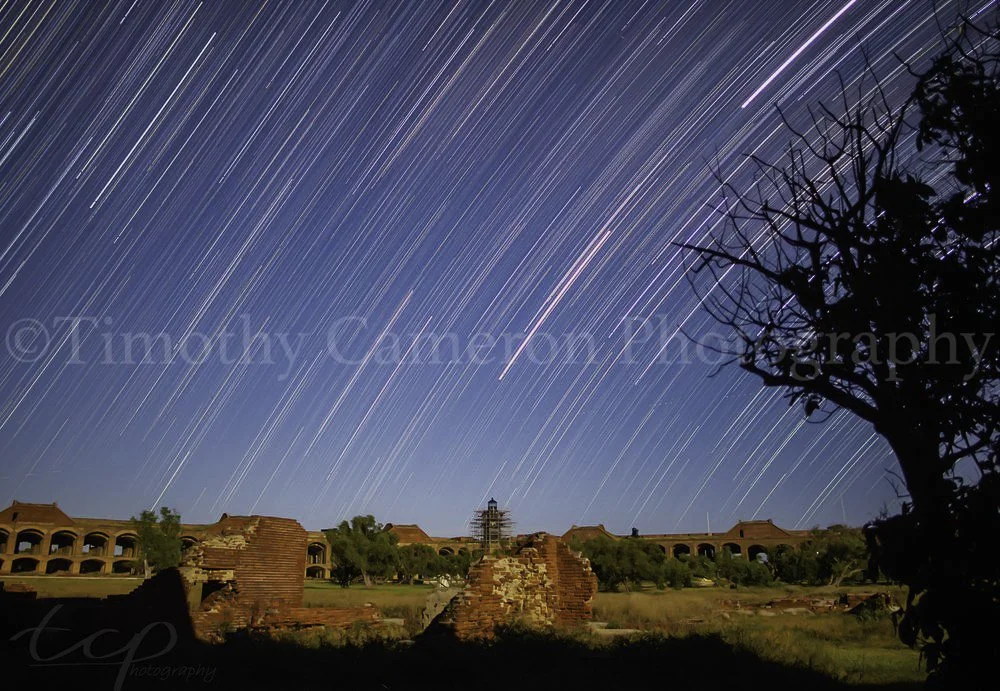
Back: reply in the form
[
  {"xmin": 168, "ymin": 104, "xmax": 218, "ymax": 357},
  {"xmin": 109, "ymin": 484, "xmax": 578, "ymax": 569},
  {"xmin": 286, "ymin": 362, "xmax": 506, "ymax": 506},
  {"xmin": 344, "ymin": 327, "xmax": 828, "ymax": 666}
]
[
  {"xmin": 715, "ymin": 548, "xmax": 773, "ymax": 587},
  {"xmin": 773, "ymin": 543, "xmax": 819, "ymax": 584},
  {"xmin": 772, "ymin": 528, "xmax": 866, "ymax": 585},
  {"xmin": 574, "ymin": 537, "xmax": 626, "ymax": 591},
  {"xmin": 663, "ymin": 558, "xmax": 692, "ymax": 589},
  {"xmin": 439, "ymin": 549, "xmax": 478, "ymax": 579},
  {"xmin": 397, "ymin": 544, "xmax": 442, "ymax": 583},
  {"xmin": 575, "ymin": 536, "xmax": 667, "ymax": 591},
  {"xmin": 686, "ymin": 554, "xmax": 717, "ymax": 581},
  {"xmin": 323, "ymin": 515, "xmax": 398, "ymax": 587},
  {"xmin": 131, "ymin": 507, "xmax": 182, "ymax": 576},
  {"xmin": 812, "ymin": 526, "xmax": 868, "ymax": 586}
]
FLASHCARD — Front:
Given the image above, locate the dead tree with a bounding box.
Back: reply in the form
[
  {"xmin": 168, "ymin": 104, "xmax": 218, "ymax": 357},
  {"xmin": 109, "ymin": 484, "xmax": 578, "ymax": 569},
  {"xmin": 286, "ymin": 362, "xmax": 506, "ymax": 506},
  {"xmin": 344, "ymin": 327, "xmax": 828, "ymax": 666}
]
[{"xmin": 680, "ymin": 15, "xmax": 999, "ymax": 686}]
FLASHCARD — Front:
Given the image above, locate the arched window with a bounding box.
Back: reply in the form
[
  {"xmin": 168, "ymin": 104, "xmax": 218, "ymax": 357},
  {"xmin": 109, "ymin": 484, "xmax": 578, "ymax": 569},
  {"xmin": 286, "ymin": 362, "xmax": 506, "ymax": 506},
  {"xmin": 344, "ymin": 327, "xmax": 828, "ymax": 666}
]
[
  {"xmin": 114, "ymin": 534, "xmax": 138, "ymax": 559},
  {"xmin": 14, "ymin": 529, "xmax": 44, "ymax": 555},
  {"xmin": 113, "ymin": 560, "xmax": 138, "ymax": 575},
  {"xmin": 49, "ymin": 531, "xmax": 77, "ymax": 556},
  {"xmin": 307, "ymin": 542, "xmax": 327, "ymax": 564},
  {"xmin": 82, "ymin": 533, "xmax": 110, "ymax": 557},
  {"xmin": 46, "ymin": 558, "xmax": 73, "ymax": 574},
  {"xmin": 80, "ymin": 559, "xmax": 105, "ymax": 574},
  {"xmin": 12, "ymin": 557, "xmax": 40, "ymax": 573}
]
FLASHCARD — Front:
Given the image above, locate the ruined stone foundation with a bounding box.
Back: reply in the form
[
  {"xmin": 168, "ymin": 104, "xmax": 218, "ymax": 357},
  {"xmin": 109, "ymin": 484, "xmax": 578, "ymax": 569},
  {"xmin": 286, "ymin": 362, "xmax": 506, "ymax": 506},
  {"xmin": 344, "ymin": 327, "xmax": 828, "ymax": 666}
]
[{"xmin": 430, "ymin": 533, "xmax": 597, "ymax": 640}]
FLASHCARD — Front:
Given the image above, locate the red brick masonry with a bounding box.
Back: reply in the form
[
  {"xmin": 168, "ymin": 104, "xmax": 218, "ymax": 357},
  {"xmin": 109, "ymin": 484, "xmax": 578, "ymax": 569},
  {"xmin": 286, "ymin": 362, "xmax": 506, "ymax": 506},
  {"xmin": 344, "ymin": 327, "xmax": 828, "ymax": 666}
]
[
  {"xmin": 180, "ymin": 515, "xmax": 378, "ymax": 640},
  {"xmin": 435, "ymin": 533, "xmax": 597, "ymax": 640}
]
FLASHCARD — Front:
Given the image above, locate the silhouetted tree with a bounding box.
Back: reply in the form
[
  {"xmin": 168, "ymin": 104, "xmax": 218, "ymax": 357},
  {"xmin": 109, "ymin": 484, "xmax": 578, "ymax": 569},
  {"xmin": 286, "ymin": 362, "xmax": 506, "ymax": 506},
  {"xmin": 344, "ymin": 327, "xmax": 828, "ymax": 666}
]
[
  {"xmin": 681, "ymin": 14, "xmax": 998, "ymax": 686},
  {"xmin": 131, "ymin": 506, "xmax": 182, "ymax": 576}
]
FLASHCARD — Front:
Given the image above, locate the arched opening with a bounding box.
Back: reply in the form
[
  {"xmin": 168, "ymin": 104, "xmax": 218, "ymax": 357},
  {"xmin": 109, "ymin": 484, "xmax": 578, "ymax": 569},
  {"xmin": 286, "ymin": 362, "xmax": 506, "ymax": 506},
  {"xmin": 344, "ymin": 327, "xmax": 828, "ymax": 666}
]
[
  {"xmin": 80, "ymin": 559, "xmax": 105, "ymax": 574},
  {"xmin": 14, "ymin": 529, "xmax": 44, "ymax": 555},
  {"xmin": 307, "ymin": 542, "xmax": 326, "ymax": 565},
  {"xmin": 49, "ymin": 530, "xmax": 77, "ymax": 556},
  {"xmin": 12, "ymin": 557, "xmax": 40, "ymax": 573},
  {"xmin": 46, "ymin": 558, "xmax": 73, "ymax": 574},
  {"xmin": 672, "ymin": 544, "xmax": 691, "ymax": 558},
  {"xmin": 114, "ymin": 534, "xmax": 138, "ymax": 559},
  {"xmin": 722, "ymin": 542, "xmax": 742, "ymax": 556},
  {"xmin": 180, "ymin": 536, "xmax": 199, "ymax": 551},
  {"xmin": 697, "ymin": 543, "xmax": 716, "ymax": 559},
  {"xmin": 200, "ymin": 581, "xmax": 228, "ymax": 605},
  {"xmin": 112, "ymin": 560, "xmax": 137, "ymax": 575},
  {"xmin": 438, "ymin": 547, "xmax": 454, "ymax": 557},
  {"xmin": 656, "ymin": 544, "xmax": 667, "ymax": 554},
  {"xmin": 306, "ymin": 566, "xmax": 326, "ymax": 579},
  {"xmin": 0, "ymin": 528, "xmax": 9, "ymax": 553},
  {"xmin": 458, "ymin": 548, "xmax": 469, "ymax": 556},
  {"xmin": 82, "ymin": 533, "xmax": 109, "ymax": 557},
  {"xmin": 748, "ymin": 545, "xmax": 768, "ymax": 563}
]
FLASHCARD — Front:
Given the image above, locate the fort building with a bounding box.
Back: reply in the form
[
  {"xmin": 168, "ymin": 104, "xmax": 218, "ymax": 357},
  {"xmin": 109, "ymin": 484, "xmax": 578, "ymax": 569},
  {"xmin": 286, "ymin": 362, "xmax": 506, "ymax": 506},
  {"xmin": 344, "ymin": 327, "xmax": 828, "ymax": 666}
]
[
  {"xmin": 0, "ymin": 500, "xmax": 811, "ymax": 580},
  {"xmin": 561, "ymin": 519, "xmax": 813, "ymax": 561},
  {"xmin": 0, "ymin": 501, "xmax": 332, "ymax": 580}
]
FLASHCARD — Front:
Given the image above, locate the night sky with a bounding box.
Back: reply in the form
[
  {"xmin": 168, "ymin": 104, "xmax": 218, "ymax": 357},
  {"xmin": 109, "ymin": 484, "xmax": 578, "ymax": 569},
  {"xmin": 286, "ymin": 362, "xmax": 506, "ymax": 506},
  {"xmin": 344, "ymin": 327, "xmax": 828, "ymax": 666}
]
[{"xmin": 0, "ymin": 0, "xmax": 983, "ymax": 535}]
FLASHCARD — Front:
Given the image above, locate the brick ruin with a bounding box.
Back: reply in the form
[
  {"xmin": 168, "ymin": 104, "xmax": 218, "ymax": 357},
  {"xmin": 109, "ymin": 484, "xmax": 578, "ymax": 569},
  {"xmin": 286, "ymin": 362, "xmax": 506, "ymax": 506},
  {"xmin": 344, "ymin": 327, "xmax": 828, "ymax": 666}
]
[
  {"xmin": 1, "ymin": 512, "xmax": 379, "ymax": 644},
  {"xmin": 180, "ymin": 513, "xmax": 377, "ymax": 640},
  {"xmin": 428, "ymin": 533, "xmax": 597, "ymax": 639}
]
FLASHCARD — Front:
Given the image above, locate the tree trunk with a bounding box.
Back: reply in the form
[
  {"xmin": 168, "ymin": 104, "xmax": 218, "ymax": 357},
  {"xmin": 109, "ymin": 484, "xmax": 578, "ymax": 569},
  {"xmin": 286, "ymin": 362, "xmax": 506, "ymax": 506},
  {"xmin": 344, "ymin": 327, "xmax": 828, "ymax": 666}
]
[
  {"xmin": 881, "ymin": 422, "xmax": 947, "ymax": 516},
  {"xmin": 877, "ymin": 422, "xmax": 987, "ymax": 683}
]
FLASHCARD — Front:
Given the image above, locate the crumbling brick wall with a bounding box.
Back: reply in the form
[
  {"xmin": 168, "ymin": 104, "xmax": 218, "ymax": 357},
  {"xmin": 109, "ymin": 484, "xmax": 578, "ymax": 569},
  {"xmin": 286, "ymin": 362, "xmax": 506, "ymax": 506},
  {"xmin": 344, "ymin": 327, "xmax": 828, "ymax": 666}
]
[
  {"xmin": 264, "ymin": 604, "xmax": 380, "ymax": 629},
  {"xmin": 431, "ymin": 533, "xmax": 597, "ymax": 639},
  {"xmin": 181, "ymin": 515, "xmax": 307, "ymax": 638}
]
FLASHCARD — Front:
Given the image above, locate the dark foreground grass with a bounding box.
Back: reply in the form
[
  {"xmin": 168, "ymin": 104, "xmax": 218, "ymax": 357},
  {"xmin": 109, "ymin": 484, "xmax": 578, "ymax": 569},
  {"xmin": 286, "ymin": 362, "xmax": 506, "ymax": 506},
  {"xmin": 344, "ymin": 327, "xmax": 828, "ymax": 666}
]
[
  {"xmin": 6, "ymin": 624, "xmax": 923, "ymax": 691},
  {"xmin": 3, "ymin": 580, "xmax": 923, "ymax": 689}
]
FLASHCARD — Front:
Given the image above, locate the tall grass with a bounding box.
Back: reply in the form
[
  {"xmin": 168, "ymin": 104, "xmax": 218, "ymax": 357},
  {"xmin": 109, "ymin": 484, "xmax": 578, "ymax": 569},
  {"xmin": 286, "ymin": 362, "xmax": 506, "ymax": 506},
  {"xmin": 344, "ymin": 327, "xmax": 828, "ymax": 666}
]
[{"xmin": 591, "ymin": 586, "xmax": 922, "ymax": 685}]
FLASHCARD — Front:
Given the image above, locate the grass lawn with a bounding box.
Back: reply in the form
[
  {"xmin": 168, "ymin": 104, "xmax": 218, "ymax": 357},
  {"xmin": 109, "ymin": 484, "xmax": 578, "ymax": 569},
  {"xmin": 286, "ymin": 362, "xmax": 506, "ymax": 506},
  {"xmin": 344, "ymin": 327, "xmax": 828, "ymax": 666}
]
[
  {"xmin": 592, "ymin": 584, "xmax": 923, "ymax": 686},
  {"xmin": 302, "ymin": 580, "xmax": 435, "ymax": 608},
  {"xmin": 0, "ymin": 575, "xmax": 142, "ymax": 598},
  {"xmin": 592, "ymin": 583, "xmax": 908, "ymax": 626},
  {"xmin": 303, "ymin": 580, "xmax": 436, "ymax": 633},
  {"xmin": 299, "ymin": 580, "xmax": 922, "ymax": 685}
]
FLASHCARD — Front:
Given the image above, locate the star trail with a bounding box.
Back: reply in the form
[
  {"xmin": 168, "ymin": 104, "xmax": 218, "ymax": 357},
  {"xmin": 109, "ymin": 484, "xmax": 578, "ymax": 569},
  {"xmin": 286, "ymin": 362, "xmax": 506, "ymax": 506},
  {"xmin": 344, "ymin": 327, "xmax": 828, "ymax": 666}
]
[{"xmin": 0, "ymin": 0, "xmax": 985, "ymax": 536}]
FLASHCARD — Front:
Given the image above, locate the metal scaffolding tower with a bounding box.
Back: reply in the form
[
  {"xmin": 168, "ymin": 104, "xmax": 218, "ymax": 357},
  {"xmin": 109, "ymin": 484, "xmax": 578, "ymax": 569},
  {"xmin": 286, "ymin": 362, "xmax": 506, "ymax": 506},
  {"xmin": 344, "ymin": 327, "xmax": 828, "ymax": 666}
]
[{"xmin": 469, "ymin": 498, "xmax": 512, "ymax": 553}]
